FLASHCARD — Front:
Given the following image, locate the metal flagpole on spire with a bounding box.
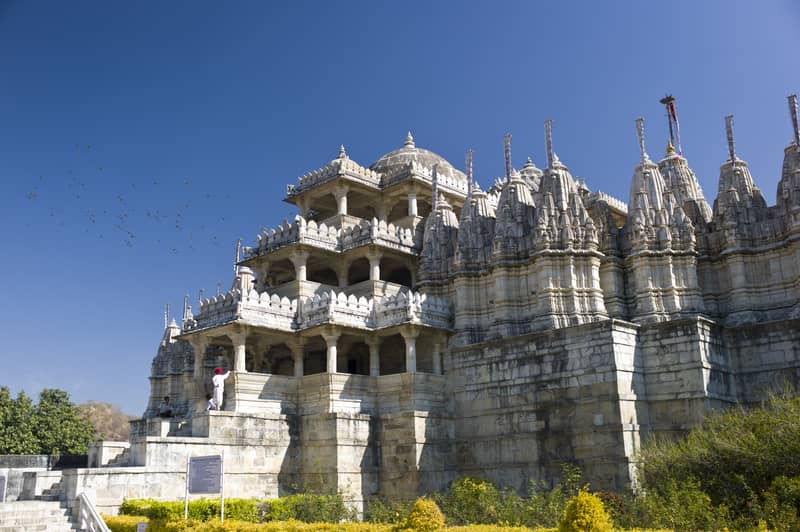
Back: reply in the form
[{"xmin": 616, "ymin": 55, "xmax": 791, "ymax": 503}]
[
  {"xmin": 789, "ymin": 94, "xmax": 800, "ymax": 149},
  {"xmin": 725, "ymin": 115, "xmax": 737, "ymax": 162},
  {"xmin": 659, "ymin": 95, "xmax": 683, "ymax": 155},
  {"xmin": 182, "ymin": 295, "xmax": 190, "ymax": 323},
  {"xmin": 544, "ymin": 119, "xmax": 554, "ymax": 170},
  {"xmin": 504, "ymin": 134, "xmax": 512, "ymax": 182},
  {"xmin": 431, "ymin": 164, "xmax": 439, "ymax": 211},
  {"xmin": 164, "ymin": 303, "xmax": 169, "ymax": 328},
  {"xmin": 198, "ymin": 288, "xmax": 205, "ymax": 307},
  {"xmin": 635, "ymin": 117, "xmax": 648, "ymax": 163},
  {"xmin": 466, "ymin": 149, "xmax": 474, "ymax": 201},
  {"xmin": 660, "ymin": 95, "xmax": 676, "ymax": 149},
  {"xmin": 216, "ymin": 281, "xmax": 222, "ymax": 297}
]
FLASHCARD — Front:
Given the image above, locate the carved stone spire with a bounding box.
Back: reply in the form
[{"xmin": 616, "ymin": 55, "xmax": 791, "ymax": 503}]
[
  {"xmin": 776, "ymin": 94, "xmax": 800, "ymax": 217},
  {"xmin": 713, "ymin": 117, "xmax": 769, "ymax": 228},
  {"xmin": 658, "ymin": 120, "xmax": 712, "ymax": 227}
]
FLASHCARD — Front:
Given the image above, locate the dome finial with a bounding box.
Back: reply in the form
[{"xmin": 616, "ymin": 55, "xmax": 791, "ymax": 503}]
[
  {"xmin": 338, "ymin": 145, "xmax": 347, "ymax": 159},
  {"xmin": 405, "ymin": 131, "xmax": 415, "ymax": 148},
  {"xmin": 665, "ymin": 140, "xmax": 675, "ymax": 155}
]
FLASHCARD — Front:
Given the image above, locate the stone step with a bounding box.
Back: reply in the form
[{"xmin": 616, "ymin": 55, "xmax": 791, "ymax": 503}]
[{"xmin": 0, "ymin": 501, "xmax": 77, "ymax": 531}]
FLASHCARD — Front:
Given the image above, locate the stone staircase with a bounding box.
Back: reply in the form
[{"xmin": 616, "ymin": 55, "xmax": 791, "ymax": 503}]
[
  {"xmin": 0, "ymin": 500, "xmax": 79, "ymax": 531},
  {"xmin": 105, "ymin": 447, "xmax": 130, "ymax": 467}
]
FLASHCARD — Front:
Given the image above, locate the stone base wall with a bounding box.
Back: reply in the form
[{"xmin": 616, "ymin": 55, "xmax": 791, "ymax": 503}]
[{"xmin": 447, "ymin": 319, "xmax": 644, "ymax": 492}]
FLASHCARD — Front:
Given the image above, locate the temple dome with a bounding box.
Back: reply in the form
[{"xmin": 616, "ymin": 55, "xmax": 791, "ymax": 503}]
[{"xmin": 369, "ymin": 132, "xmax": 466, "ymax": 182}]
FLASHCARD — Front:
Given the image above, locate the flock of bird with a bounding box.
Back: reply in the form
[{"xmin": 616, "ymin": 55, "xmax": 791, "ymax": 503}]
[{"xmin": 21, "ymin": 143, "xmax": 247, "ymax": 256}]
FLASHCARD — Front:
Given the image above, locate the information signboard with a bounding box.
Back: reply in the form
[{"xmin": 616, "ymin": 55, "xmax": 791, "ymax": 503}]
[
  {"xmin": 188, "ymin": 455, "xmax": 222, "ymax": 494},
  {"xmin": 184, "ymin": 454, "xmax": 225, "ymax": 521}
]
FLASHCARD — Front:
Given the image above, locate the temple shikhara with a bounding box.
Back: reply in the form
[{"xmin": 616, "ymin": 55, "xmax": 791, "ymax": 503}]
[{"xmin": 37, "ymin": 95, "xmax": 800, "ymax": 513}]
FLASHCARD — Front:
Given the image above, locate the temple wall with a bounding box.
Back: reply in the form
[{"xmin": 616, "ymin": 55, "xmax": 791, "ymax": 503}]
[
  {"xmin": 446, "ymin": 319, "xmax": 644, "ymax": 492},
  {"xmin": 698, "ymin": 235, "xmax": 800, "ymax": 325},
  {"xmin": 637, "ymin": 317, "xmax": 736, "ymax": 438},
  {"xmin": 726, "ymin": 318, "xmax": 800, "ymax": 403}
]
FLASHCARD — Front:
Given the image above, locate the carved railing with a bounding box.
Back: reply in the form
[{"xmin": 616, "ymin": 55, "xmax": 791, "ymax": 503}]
[
  {"xmin": 290, "ymin": 157, "xmax": 381, "ymax": 195},
  {"xmin": 185, "ymin": 289, "xmax": 297, "ymax": 332},
  {"xmin": 298, "ymin": 289, "xmax": 451, "ymax": 330},
  {"xmin": 383, "ymin": 161, "xmax": 468, "ymax": 195},
  {"xmin": 185, "ymin": 282, "xmax": 451, "ymax": 332},
  {"xmin": 589, "ymin": 191, "xmax": 628, "ymax": 214},
  {"xmin": 246, "ymin": 216, "xmax": 422, "ymax": 257}
]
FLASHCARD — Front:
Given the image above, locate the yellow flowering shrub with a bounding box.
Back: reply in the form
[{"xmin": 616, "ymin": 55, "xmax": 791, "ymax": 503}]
[{"xmin": 557, "ymin": 491, "xmax": 612, "ymax": 532}]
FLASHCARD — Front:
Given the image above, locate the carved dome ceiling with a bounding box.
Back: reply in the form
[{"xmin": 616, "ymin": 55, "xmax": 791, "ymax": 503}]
[{"xmin": 369, "ymin": 132, "xmax": 466, "ymax": 184}]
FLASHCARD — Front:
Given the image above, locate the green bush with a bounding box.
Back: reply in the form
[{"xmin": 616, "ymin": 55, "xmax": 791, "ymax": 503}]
[
  {"xmin": 398, "ymin": 497, "xmax": 445, "ymax": 532},
  {"xmin": 262, "ymin": 494, "xmax": 354, "ymax": 523},
  {"xmin": 103, "ymin": 514, "xmax": 149, "ymax": 532},
  {"xmin": 120, "ymin": 495, "xmax": 351, "ymax": 524},
  {"xmin": 637, "ymin": 392, "xmax": 800, "ymax": 512},
  {"xmin": 629, "ymin": 479, "xmax": 731, "ymax": 531},
  {"xmin": 436, "ymin": 477, "xmax": 502, "ymax": 525},
  {"xmin": 761, "ymin": 475, "xmax": 800, "ymax": 530},
  {"xmin": 365, "ymin": 497, "xmax": 415, "ymax": 524},
  {"xmin": 557, "ymin": 491, "xmax": 612, "ymax": 532},
  {"xmin": 525, "ymin": 465, "xmax": 583, "ymax": 528}
]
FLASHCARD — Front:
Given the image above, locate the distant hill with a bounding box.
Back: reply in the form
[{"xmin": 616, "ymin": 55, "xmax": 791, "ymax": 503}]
[{"xmin": 78, "ymin": 401, "xmax": 134, "ymax": 441}]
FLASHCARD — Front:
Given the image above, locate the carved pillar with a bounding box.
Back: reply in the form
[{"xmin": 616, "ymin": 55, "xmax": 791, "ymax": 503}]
[
  {"xmin": 367, "ymin": 250, "xmax": 382, "ymax": 281},
  {"xmin": 321, "ymin": 330, "xmax": 341, "ymax": 373},
  {"xmin": 288, "ymin": 338, "xmax": 305, "ymax": 377},
  {"xmin": 230, "ymin": 330, "xmax": 247, "ymax": 373},
  {"xmin": 188, "ymin": 336, "xmax": 209, "ymax": 379},
  {"xmin": 297, "ymin": 196, "xmax": 310, "ymax": 218},
  {"xmin": 336, "ymin": 262, "xmax": 349, "ymax": 288},
  {"xmin": 401, "ymin": 327, "xmax": 419, "ymax": 373},
  {"xmin": 367, "ymin": 337, "xmax": 381, "ymax": 377},
  {"xmin": 290, "ymin": 250, "xmax": 309, "ymax": 282},
  {"xmin": 254, "ymin": 339, "xmax": 271, "ymax": 373},
  {"xmin": 432, "ymin": 339, "xmax": 442, "ymax": 375},
  {"xmin": 408, "ymin": 192, "xmax": 418, "ymax": 217},
  {"xmin": 334, "ymin": 186, "xmax": 349, "ymax": 216},
  {"xmin": 376, "ymin": 203, "xmax": 388, "ymax": 223}
]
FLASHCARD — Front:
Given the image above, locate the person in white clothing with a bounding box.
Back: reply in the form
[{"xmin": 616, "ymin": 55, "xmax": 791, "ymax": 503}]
[{"xmin": 212, "ymin": 367, "xmax": 231, "ymax": 410}]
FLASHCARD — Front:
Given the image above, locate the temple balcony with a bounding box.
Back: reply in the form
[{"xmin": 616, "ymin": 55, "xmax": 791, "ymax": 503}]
[
  {"xmin": 183, "ymin": 285, "xmax": 452, "ymax": 335},
  {"xmin": 243, "ymin": 215, "xmax": 423, "ymax": 259},
  {"xmin": 287, "ymin": 153, "xmax": 381, "ymax": 197}
]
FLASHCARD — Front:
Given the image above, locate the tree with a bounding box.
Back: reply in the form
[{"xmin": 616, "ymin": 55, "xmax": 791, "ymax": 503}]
[
  {"xmin": 0, "ymin": 387, "xmax": 39, "ymax": 454},
  {"xmin": 78, "ymin": 401, "xmax": 132, "ymax": 441},
  {"xmin": 31, "ymin": 388, "xmax": 95, "ymax": 454}
]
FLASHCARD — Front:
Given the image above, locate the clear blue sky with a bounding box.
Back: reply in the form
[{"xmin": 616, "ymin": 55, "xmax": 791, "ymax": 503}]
[{"xmin": 1, "ymin": 1, "xmax": 798, "ymax": 415}]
